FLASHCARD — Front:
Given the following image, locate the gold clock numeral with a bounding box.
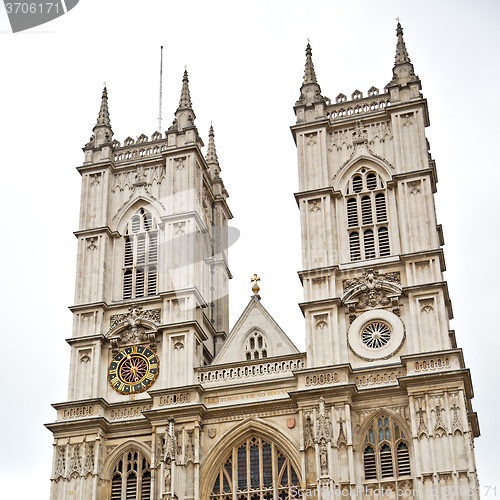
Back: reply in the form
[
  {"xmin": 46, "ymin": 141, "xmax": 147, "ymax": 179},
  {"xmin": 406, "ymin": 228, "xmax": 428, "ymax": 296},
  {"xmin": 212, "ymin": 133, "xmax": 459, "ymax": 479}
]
[
  {"xmin": 109, "ymin": 369, "xmax": 117, "ymax": 375},
  {"xmin": 118, "ymin": 382, "xmax": 126, "ymax": 392},
  {"xmin": 144, "ymin": 372, "xmax": 155, "ymax": 381},
  {"xmin": 110, "ymin": 376, "xmax": 119, "ymax": 386}
]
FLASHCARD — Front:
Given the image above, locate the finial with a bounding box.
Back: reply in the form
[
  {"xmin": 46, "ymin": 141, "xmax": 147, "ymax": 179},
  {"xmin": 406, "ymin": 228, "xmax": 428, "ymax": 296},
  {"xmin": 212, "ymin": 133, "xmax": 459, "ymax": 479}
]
[{"xmin": 251, "ymin": 274, "xmax": 261, "ymax": 298}]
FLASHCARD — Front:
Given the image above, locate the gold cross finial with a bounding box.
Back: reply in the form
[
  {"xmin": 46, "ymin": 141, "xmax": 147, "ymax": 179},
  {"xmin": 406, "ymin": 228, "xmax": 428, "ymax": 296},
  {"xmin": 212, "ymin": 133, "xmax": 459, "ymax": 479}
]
[
  {"xmin": 251, "ymin": 274, "xmax": 261, "ymax": 296},
  {"xmin": 103, "ymin": 81, "xmax": 107, "ymax": 87},
  {"xmin": 307, "ymin": 37, "xmax": 310, "ymax": 43},
  {"xmin": 396, "ymin": 17, "xmax": 400, "ymax": 22}
]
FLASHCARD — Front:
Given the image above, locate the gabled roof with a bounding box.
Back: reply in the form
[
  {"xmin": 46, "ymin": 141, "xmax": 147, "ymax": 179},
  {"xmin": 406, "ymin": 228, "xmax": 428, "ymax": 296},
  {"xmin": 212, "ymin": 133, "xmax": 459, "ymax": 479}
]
[{"xmin": 212, "ymin": 296, "xmax": 300, "ymax": 365}]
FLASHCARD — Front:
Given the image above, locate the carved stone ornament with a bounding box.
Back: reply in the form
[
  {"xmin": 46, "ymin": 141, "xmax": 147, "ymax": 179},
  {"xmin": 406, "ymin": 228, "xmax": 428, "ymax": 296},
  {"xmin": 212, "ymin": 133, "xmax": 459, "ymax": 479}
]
[
  {"xmin": 342, "ymin": 268, "xmax": 402, "ymax": 313},
  {"xmin": 314, "ymin": 397, "xmax": 332, "ymax": 477},
  {"xmin": 185, "ymin": 429, "xmax": 195, "ymax": 463},
  {"xmin": 84, "ymin": 442, "xmax": 95, "ymax": 476},
  {"xmin": 416, "ymin": 406, "xmax": 428, "ymax": 437},
  {"xmin": 434, "ymin": 406, "xmax": 447, "ymax": 437},
  {"xmin": 353, "ymin": 120, "xmax": 368, "ymax": 143},
  {"xmin": 68, "ymin": 444, "xmax": 82, "ymax": 478},
  {"xmin": 208, "ymin": 429, "xmax": 217, "ymax": 439},
  {"xmin": 337, "ymin": 418, "xmax": 347, "ymax": 448},
  {"xmin": 86, "ymin": 237, "xmax": 97, "ymax": 251},
  {"xmin": 107, "ymin": 306, "xmax": 160, "ymax": 352},
  {"xmin": 303, "ymin": 413, "xmax": 314, "ymax": 450},
  {"xmin": 451, "ymin": 403, "xmax": 463, "ymax": 433},
  {"xmin": 163, "ymin": 417, "xmax": 177, "ymax": 462},
  {"xmin": 55, "ymin": 445, "xmax": 66, "ymax": 479}
]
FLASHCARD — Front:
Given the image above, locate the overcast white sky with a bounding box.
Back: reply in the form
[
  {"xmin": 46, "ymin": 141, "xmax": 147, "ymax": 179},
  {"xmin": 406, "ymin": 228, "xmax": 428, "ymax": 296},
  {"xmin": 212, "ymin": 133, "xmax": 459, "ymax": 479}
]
[{"xmin": 1, "ymin": 0, "xmax": 499, "ymax": 497}]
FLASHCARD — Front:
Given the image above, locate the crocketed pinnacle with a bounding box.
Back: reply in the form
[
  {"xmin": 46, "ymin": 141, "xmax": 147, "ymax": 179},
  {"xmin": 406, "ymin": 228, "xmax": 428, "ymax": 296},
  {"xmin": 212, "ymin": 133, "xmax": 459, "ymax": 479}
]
[
  {"xmin": 177, "ymin": 69, "xmax": 193, "ymax": 111},
  {"xmin": 395, "ymin": 22, "xmax": 411, "ymax": 65},
  {"xmin": 303, "ymin": 43, "xmax": 317, "ymax": 85},
  {"xmin": 205, "ymin": 124, "xmax": 219, "ymax": 166},
  {"xmin": 96, "ymin": 87, "xmax": 111, "ymax": 127}
]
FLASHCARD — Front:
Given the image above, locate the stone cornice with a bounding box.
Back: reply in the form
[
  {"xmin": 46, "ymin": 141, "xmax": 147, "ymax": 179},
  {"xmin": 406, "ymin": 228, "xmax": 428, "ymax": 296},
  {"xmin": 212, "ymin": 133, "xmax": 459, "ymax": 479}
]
[
  {"xmin": 294, "ymin": 186, "xmax": 341, "ymax": 207},
  {"xmin": 73, "ymin": 226, "xmax": 121, "ymax": 239},
  {"xmin": 290, "ymin": 118, "xmax": 330, "ymax": 143},
  {"xmin": 388, "ymin": 166, "xmax": 438, "ymax": 193},
  {"xmin": 386, "ymin": 98, "xmax": 430, "ymax": 127}
]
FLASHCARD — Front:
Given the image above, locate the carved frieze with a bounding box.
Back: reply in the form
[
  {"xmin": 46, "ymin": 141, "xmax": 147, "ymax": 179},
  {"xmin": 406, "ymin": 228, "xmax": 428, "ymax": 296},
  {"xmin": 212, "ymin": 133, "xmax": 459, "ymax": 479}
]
[
  {"xmin": 110, "ymin": 306, "xmax": 161, "ymax": 328},
  {"xmin": 108, "ymin": 306, "xmax": 160, "ymax": 352}
]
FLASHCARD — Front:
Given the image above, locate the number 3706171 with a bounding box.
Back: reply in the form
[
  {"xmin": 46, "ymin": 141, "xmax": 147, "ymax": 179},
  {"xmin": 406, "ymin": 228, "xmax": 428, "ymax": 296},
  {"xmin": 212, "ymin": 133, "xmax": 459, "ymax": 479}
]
[{"xmin": 5, "ymin": 3, "xmax": 60, "ymax": 14}]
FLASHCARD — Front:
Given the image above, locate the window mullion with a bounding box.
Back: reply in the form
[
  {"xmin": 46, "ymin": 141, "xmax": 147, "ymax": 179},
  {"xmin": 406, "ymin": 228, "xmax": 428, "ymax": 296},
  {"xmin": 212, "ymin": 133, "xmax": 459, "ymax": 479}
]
[{"xmin": 271, "ymin": 443, "xmax": 277, "ymax": 500}]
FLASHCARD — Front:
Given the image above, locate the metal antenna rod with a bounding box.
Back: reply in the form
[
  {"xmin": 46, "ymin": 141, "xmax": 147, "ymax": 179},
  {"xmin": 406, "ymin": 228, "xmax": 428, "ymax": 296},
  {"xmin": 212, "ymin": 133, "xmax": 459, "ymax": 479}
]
[{"xmin": 158, "ymin": 46, "xmax": 163, "ymax": 133}]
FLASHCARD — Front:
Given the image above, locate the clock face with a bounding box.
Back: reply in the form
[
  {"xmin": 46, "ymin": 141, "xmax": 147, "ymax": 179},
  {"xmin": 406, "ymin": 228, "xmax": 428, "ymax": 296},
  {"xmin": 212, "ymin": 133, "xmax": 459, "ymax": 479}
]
[{"xmin": 108, "ymin": 345, "xmax": 159, "ymax": 394}]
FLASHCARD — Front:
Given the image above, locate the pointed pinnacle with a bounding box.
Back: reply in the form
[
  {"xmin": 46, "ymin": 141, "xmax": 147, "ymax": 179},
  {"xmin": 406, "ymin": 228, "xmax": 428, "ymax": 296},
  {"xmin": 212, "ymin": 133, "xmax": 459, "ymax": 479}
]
[
  {"xmin": 206, "ymin": 124, "xmax": 219, "ymax": 166},
  {"xmin": 96, "ymin": 87, "xmax": 111, "ymax": 127},
  {"xmin": 395, "ymin": 22, "xmax": 411, "ymax": 65},
  {"xmin": 177, "ymin": 69, "xmax": 193, "ymax": 111},
  {"xmin": 303, "ymin": 43, "xmax": 317, "ymax": 85}
]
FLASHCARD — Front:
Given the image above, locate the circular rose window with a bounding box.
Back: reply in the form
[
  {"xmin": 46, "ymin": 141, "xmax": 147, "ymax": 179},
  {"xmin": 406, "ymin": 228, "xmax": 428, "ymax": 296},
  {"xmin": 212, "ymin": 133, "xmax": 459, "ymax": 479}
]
[
  {"xmin": 361, "ymin": 321, "xmax": 391, "ymax": 349},
  {"xmin": 347, "ymin": 310, "xmax": 405, "ymax": 361}
]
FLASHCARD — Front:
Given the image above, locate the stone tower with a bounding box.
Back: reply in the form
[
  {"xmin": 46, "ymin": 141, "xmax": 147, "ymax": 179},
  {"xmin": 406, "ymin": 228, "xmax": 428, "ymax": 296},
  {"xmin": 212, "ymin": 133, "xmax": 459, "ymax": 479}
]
[
  {"xmin": 292, "ymin": 24, "xmax": 480, "ymax": 497},
  {"xmin": 46, "ymin": 70, "xmax": 232, "ymax": 500},
  {"xmin": 47, "ymin": 23, "xmax": 480, "ymax": 500}
]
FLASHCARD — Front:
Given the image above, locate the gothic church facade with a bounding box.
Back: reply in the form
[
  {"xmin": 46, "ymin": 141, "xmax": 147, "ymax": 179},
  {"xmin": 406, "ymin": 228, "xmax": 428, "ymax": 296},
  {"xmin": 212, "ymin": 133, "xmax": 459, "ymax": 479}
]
[{"xmin": 47, "ymin": 24, "xmax": 480, "ymax": 500}]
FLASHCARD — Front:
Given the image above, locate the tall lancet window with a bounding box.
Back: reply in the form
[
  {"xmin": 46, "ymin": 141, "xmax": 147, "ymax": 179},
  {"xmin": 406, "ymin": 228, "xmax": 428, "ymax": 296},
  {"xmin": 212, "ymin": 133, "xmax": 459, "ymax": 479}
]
[
  {"xmin": 123, "ymin": 208, "xmax": 158, "ymax": 299},
  {"xmin": 110, "ymin": 450, "xmax": 151, "ymax": 500},
  {"xmin": 345, "ymin": 170, "xmax": 390, "ymax": 261},
  {"xmin": 362, "ymin": 414, "xmax": 411, "ymax": 483},
  {"xmin": 210, "ymin": 436, "xmax": 300, "ymax": 500}
]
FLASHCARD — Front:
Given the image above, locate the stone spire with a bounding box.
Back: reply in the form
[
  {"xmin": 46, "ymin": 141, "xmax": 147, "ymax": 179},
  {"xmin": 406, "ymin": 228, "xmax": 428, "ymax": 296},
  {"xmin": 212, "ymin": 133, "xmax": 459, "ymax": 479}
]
[
  {"xmin": 174, "ymin": 69, "xmax": 196, "ymax": 130},
  {"xmin": 296, "ymin": 42, "xmax": 324, "ymax": 106},
  {"xmin": 206, "ymin": 124, "xmax": 221, "ymax": 179},
  {"xmin": 92, "ymin": 86, "xmax": 113, "ymax": 146},
  {"xmin": 177, "ymin": 69, "xmax": 193, "ymax": 111},
  {"xmin": 206, "ymin": 124, "xmax": 219, "ymax": 164},
  {"xmin": 387, "ymin": 21, "xmax": 420, "ymax": 90},
  {"xmin": 394, "ymin": 22, "xmax": 411, "ymax": 65},
  {"xmin": 303, "ymin": 43, "xmax": 317, "ymax": 85},
  {"xmin": 96, "ymin": 87, "xmax": 111, "ymax": 127}
]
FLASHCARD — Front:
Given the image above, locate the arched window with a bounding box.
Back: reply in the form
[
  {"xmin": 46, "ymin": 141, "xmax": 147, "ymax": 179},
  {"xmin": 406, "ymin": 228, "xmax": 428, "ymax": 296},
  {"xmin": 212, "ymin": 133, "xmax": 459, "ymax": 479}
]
[
  {"xmin": 345, "ymin": 171, "xmax": 390, "ymax": 261},
  {"xmin": 123, "ymin": 208, "xmax": 158, "ymax": 299},
  {"xmin": 110, "ymin": 450, "xmax": 151, "ymax": 500},
  {"xmin": 244, "ymin": 332, "xmax": 268, "ymax": 360},
  {"xmin": 210, "ymin": 436, "xmax": 300, "ymax": 500},
  {"xmin": 362, "ymin": 414, "xmax": 411, "ymax": 483}
]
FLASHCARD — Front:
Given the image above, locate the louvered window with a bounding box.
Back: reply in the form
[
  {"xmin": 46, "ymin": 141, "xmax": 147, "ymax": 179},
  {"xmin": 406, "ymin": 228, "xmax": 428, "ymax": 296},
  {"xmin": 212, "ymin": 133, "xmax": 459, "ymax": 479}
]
[
  {"xmin": 362, "ymin": 414, "xmax": 411, "ymax": 484},
  {"xmin": 366, "ymin": 173, "xmax": 377, "ymax": 190},
  {"xmin": 349, "ymin": 232, "xmax": 361, "ymax": 261},
  {"xmin": 122, "ymin": 208, "xmax": 159, "ymax": 299},
  {"xmin": 352, "ymin": 175, "xmax": 363, "ymax": 193},
  {"xmin": 375, "ymin": 193, "xmax": 387, "ymax": 222},
  {"xmin": 364, "ymin": 230, "xmax": 375, "ymax": 259},
  {"xmin": 210, "ymin": 436, "xmax": 300, "ymax": 500},
  {"xmin": 361, "ymin": 196, "xmax": 373, "ymax": 225},
  {"xmin": 378, "ymin": 227, "xmax": 390, "ymax": 256},
  {"xmin": 110, "ymin": 450, "xmax": 151, "ymax": 500},
  {"xmin": 345, "ymin": 171, "xmax": 391, "ymax": 261},
  {"xmin": 397, "ymin": 443, "xmax": 411, "ymax": 476},
  {"xmin": 347, "ymin": 198, "xmax": 358, "ymax": 227},
  {"xmin": 380, "ymin": 445, "xmax": 393, "ymax": 478},
  {"xmin": 363, "ymin": 447, "xmax": 377, "ymax": 480}
]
